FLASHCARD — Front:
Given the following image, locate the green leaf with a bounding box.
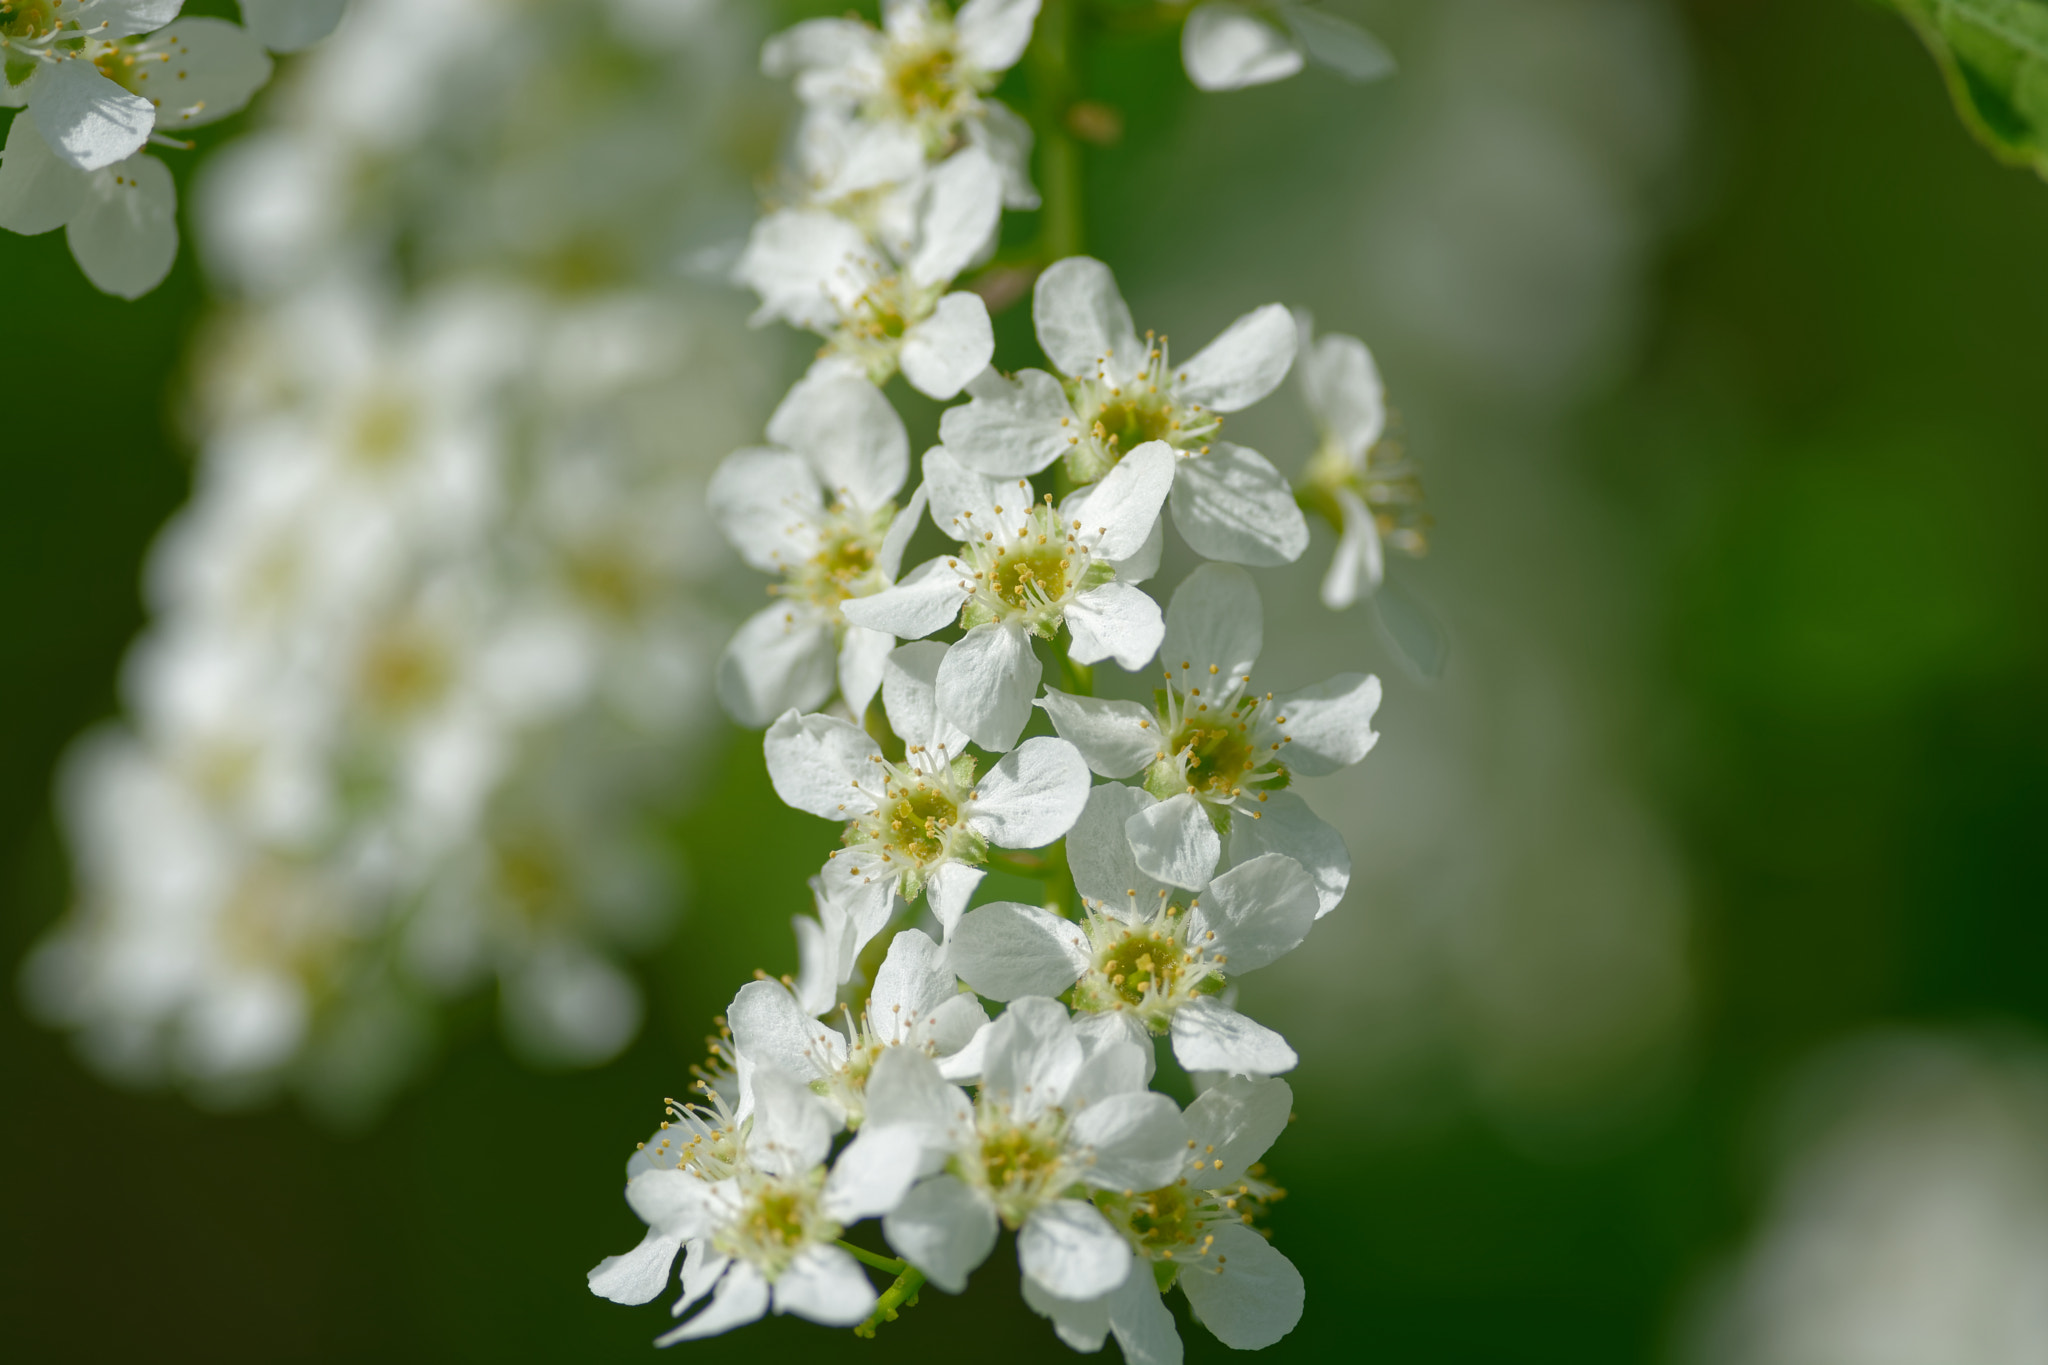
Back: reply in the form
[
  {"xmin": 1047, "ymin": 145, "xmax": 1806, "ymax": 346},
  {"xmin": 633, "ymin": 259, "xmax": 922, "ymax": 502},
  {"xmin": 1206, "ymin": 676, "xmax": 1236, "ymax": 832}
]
[{"xmin": 1879, "ymin": 0, "xmax": 2048, "ymax": 176}]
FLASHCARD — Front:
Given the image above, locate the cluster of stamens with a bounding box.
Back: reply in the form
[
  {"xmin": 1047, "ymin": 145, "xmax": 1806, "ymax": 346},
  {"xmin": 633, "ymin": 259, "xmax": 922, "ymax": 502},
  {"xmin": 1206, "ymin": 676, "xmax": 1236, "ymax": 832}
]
[
  {"xmin": 1143, "ymin": 658, "xmax": 1294, "ymax": 810},
  {"xmin": 835, "ymin": 748, "xmax": 984, "ymax": 898},
  {"xmin": 1093, "ymin": 1146, "xmax": 1285, "ymax": 1284},
  {"xmin": 870, "ymin": 15, "xmax": 994, "ymax": 155},
  {"xmin": 963, "ymin": 1099, "xmax": 1074, "ymax": 1227},
  {"xmin": 775, "ymin": 500, "xmax": 890, "ymax": 612},
  {"xmin": 829, "ymin": 272, "xmax": 943, "ymax": 384},
  {"xmin": 1304, "ymin": 430, "xmax": 1431, "ymax": 559},
  {"xmin": 1072, "ymin": 892, "xmax": 1227, "ymax": 1031},
  {"xmin": 715, "ymin": 1168, "xmax": 837, "ymax": 1279},
  {"xmin": 947, "ymin": 488, "xmax": 1109, "ymax": 636},
  {"xmin": 1061, "ymin": 331, "xmax": 1220, "ymax": 483}
]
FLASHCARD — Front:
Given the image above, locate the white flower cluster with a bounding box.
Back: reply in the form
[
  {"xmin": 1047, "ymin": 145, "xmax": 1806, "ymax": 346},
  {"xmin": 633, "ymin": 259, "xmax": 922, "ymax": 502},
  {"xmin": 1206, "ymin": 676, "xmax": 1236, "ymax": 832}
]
[
  {"xmin": 23, "ymin": 0, "xmax": 773, "ymax": 1118},
  {"xmin": 0, "ymin": 0, "xmax": 346, "ymax": 296},
  {"xmin": 593, "ymin": 2, "xmax": 1419, "ymax": 1354}
]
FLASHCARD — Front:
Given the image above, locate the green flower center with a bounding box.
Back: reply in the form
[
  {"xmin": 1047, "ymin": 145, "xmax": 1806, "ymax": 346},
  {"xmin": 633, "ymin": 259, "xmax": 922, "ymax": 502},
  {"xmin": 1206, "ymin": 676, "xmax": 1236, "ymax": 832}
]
[
  {"xmin": 793, "ymin": 519, "xmax": 881, "ymax": 609},
  {"xmin": 972, "ymin": 1111, "xmax": 1070, "ymax": 1225},
  {"xmin": 882, "ymin": 783, "xmax": 959, "ymax": 865},
  {"xmin": 1096, "ymin": 927, "xmax": 1188, "ymax": 1008},
  {"xmin": 358, "ymin": 626, "xmax": 451, "ymax": 716},
  {"xmin": 1089, "ymin": 390, "xmax": 1179, "ymax": 457},
  {"xmin": 2, "ymin": 1, "xmax": 60, "ymax": 41},
  {"xmin": 989, "ymin": 543, "xmax": 1072, "ymax": 612},
  {"xmin": 1101, "ymin": 1183, "xmax": 1206, "ymax": 1256},
  {"xmin": 1171, "ymin": 715, "xmax": 1258, "ymax": 798},
  {"xmin": 889, "ymin": 46, "xmax": 960, "ymax": 116},
  {"xmin": 349, "ymin": 395, "xmax": 419, "ymax": 468},
  {"xmin": 715, "ymin": 1172, "xmax": 837, "ymax": 1279}
]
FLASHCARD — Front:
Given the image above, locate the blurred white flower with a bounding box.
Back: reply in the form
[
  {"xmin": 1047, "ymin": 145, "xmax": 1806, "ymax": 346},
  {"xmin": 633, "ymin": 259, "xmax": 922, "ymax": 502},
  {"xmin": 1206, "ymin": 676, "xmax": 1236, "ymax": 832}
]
[{"xmin": 1180, "ymin": 2, "xmax": 1394, "ymax": 93}]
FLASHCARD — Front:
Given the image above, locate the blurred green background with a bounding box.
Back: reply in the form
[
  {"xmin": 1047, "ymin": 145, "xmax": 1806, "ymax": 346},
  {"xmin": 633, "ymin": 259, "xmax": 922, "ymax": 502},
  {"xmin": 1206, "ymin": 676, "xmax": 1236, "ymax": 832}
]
[{"xmin": 6, "ymin": 0, "xmax": 2048, "ymax": 1360}]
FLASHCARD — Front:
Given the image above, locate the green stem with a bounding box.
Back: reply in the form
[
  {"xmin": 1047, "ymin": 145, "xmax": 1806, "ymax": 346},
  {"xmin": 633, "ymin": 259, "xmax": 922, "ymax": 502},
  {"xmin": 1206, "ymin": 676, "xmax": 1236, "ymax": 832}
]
[
  {"xmin": 853, "ymin": 1264, "xmax": 927, "ymax": 1338},
  {"xmin": 1030, "ymin": 0, "xmax": 1085, "ymax": 262},
  {"xmin": 835, "ymin": 1240, "xmax": 909, "ymax": 1276}
]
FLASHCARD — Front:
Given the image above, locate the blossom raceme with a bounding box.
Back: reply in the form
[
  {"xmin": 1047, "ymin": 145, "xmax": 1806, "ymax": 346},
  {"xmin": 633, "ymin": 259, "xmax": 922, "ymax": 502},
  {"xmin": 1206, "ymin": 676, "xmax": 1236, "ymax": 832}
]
[
  {"xmin": 1292, "ymin": 314, "xmax": 1427, "ymax": 610},
  {"xmin": 842, "ymin": 443, "xmax": 1174, "ymax": 751},
  {"xmin": 730, "ymin": 924, "xmax": 987, "ymax": 1127},
  {"xmin": 1027, "ymin": 1075, "xmax": 1306, "ymax": 1357},
  {"xmin": 763, "ymin": 645, "xmax": 1092, "ymax": 936},
  {"xmin": 948, "ymin": 783, "xmax": 1321, "ymax": 1076},
  {"xmin": 587, "ymin": 1066, "xmax": 925, "ymax": 1340},
  {"xmin": 856, "ymin": 997, "xmax": 1188, "ymax": 1303},
  {"xmin": 709, "ymin": 371, "xmax": 924, "ymax": 727},
  {"xmin": 938, "ymin": 256, "xmax": 1312, "ymax": 566},
  {"xmin": 737, "ymin": 145, "xmax": 1002, "ymax": 400},
  {"xmin": 1038, "ymin": 561, "xmax": 1376, "ymax": 913}
]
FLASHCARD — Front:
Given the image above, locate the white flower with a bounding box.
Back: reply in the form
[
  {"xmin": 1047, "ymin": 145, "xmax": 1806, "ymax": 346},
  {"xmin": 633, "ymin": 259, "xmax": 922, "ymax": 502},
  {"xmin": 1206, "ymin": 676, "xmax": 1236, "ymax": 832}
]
[
  {"xmin": 708, "ymin": 372, "xmax": 921, "ymax": 727},
  {"xmin": 938, "ymin": 256, "xmax": 1311, "ymax": 566},
  {"xmin": 762, "ymin": 647, "xmax": 1092, "ymax": 934},
  {"xmin": 737, "ymin": 146, "xmax": 1001, "ymax": 399},
  {"xmin": 728, "ymin": 926, "xmax": 988, "ymax": 1126},
  {"xmin": 1181, "ymin": 2, "xmax": 1394, "ymax": 94},
  {"xmin": 1, "ymin": 11, "xmax": 273, "ymax": 294},
  {"xmin": 841, "ymin": 443, "xmax": 1173, "ymax": 751},
  {"xmin": 856, "ymin": 996, "xmax": 1187, "ymax": 1302},
  {"xmin": 587, "ymin": 1067, "xmax": 924, "ymax": 1339},
  {"xmin": 1025, "ymin": 1075, "xmax": 1305, "ymax": 1356},
  {"xmin": 1294, "ymin": 314, "xmax": 1427, "ymax": 610},
  {"xmin": 1038, "ymin": 562, "xmax": 1375, "ymax": 914},
  {"xmin": 764, "ymin": 0, "xmax": 1040, "ymax": 175},
  {"xmin": 948, "ymin": 784, "xmax": 1319, "ymax": 1075}
]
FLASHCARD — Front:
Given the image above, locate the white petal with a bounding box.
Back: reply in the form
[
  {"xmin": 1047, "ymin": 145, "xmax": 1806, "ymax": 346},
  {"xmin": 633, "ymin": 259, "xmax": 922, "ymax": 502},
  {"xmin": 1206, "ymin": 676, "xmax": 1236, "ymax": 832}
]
[
  {"xmin": 150, "ymin": 19, "xmax": 274, "ymax": 132},
  {"xmin": 840, "ymin": 557, "xmax": 971, "ymax": 639},
  {"xmin": 900, "ymin": 293, "xmax": 996, "ymax": 399},
  {"xmin": 1303, "ymin": 331, "xmax": 1386, "ymax": 459},
  {"xmin": 949, "ymin": 901, "xmax": 1090, "ymax": 1001},
  {"xmin": 969, "ymin": 736, "xmax": 1091, "ymax": 847},
  {"xmin": 586, "ymin": 1228, "xmax": 684, "ymax": 1305},
  {"xmin": 773, "ymin": 1246, "xmax": 878, "ymax": 1327},
  {"xmin": 1125, "ymin": 792, "xmax": 1221, "ymax": 891},
  {"xmin": 1228, "ymin": 790, "xmax": 1349, "ymax": 916},
  {"xmin": 1038, "ymin": 690, "xmax": 1156, "ymax": 778},
  {"xmin": 1182, "ymin": 1075, "xmax": 1292, "ymax": 1190},
  {"xmin": 674, "ymin": 1241, "xmax": 731, "ymax": 1318},
  {"xmin": 923, "ymin": 993, "xmax": 991, "ymax": 1058},
  {"xmin": 1169, "ymin": 997, "xmax": 1297, "ymax": 1075},
  {"xmin": 1179, "ymin": 1221, "xmax": 1304, "ymax": 1348},
  {"xmin": 1069, "ymin": 1012, "xmax": 1155, "ymax": 1104},
  {"xmin": 1177, "ymin": 304, "xmax": 1296, "ymax": 413},
  {"xmin": 1065, "ymin": 581, "xmax": 1164, "ymax": 671},
  {"xmin": 625, "ymin": 1168, "xmax": 725, "ymax": 1240},
  {"xmin": 1021, "ymin": 1273, "xmax": 1113, "ymax": 1352},
  {"xmin": 1112, "ymin": 510, "xmax": 1165, "ymax": 584},
  {"xmin": 716, "ymin": 605, "xmax": 838, "ymax": 730},
  {"xmin": 1321, "ymin": 486, "xmax": 1384, "ymax": 610},
  {"xmin": 882, "ymin": 640, "xmax": 971, "ymax": 757},
  {"xmin": 980, "ymin": 995, "xmax": 1084, "ymax": 1117},
  {"xmin": 746, "ymin": 1065, "xmax": 836, "ymax": 1177},
  {"xmin": 870, "ymin": 927, "xmax": 958, "ymax": 1041},
  {"xmin": 921, "ymin": 443, "xmax": 1010, "ymax": 535},
  {"xmin": 907, "ymin": 147, "xmax": 1003, "ymax": 288},
  {"xmin": 884, "ymin": 1176, "xmax": 999, "ymax": 1293},
  {"xmin": 824, "ymin": 1127, "xmax": 924, "ymax": 1222},
  {"xmin": 838, "ymin": 626, "xmax": 894, "ymax": 722},
  {"xmin": 864, "ymin": 1044, "xmax": 971, "ymax": 1142},
  {"xmin": 1067, "ymin": 784, "xmax": 1173, "ymax": 916},
  {"xmin": 821, "ymin": 849, "xmax": 902, "ymax": 946},
  {"xmin": 0, "ymin": 114, "xmax": 87, "ymax": 235},
  {"xmin": 65, "ymin": 152, "xmax": 177, "ymax": 299},
  {"xmin": 936, "ymin": 1018, "xmax": 992, "ymax": 1083},
  {"xmin": 954, "ymin": 0, "xmax": 1041, "ymax": 73},
  {"xmin": 1069, "ymin": 1090, "xmax": 1188, "ymax": 1190},
  {"xmin": 29, "ymin": 58, "xmax": 156, "ymax": 172},
  {"xmin": 1033, "ymin": 256, "xmax": 1139, "ymax": 380},
  {"xmin": 767, "ymin": 373, "xmax": 909, "ymax": 513},
  {"xmin": 239, "ymin": 0, "xmax": 348, "ymax": 51},
  {"xmin": 1181, "ymin": 3, "xmax": 1306, "ymax": 92},
  {"xmin": 1064, "ymin": 439, "xmax": 1176, "ymax": 562},
  {"xmin": 1019, "ymin": 1200, "xmax": 1132, "ymax": 1301},
  {"xmin": 735, "ymin": 209, "xmax": 875, "ymax": 330},
  {"xmin": 925, "ymin": 861, "xmax": 986, "ymax": 935},
  {"xmin": 878, "ymin": 481, "xmax": 929, "ymax": 581},
  {"xmin": 1283, "ymin": 5, "xmax": 1398, "ymax": 83},
  {"xmin": 657, "ymin": 1261, "xmax": 770, "ymax": 1344},
  {"xmin": 1193, "ymin": 853, "xmax": 1318, "ymax": 973},
  {"xmin": 1169, "ymin": 443, "xmax": 1311, "ymax": 567},
  {"xmin": 728, "ymin": 980, "xmax": 842, "ymax": 1085},
  {"xmin": 763, "ymin": 710, "xmax": 881, "ymax": 819},
  {"xmin": 970, "ymin": 98, "xmax": 1041, "ymax": 209},
  {"xmin": 934, "ymin": 622, "xmax": 1041, "ymax": 753},
  {"xmin": 708, "ymin": 447, "xmax": 823, "ymax": 573},
  {"xmin": 761, "ymin": 17, "xmax": 875, "ymax": 77},
  {"xmin": 937, "ymin": 366, "xmax": 1073, "ymax": 477},
  {"xmin": 793, "ymin": 892, "xmax": 857, "ymax": 1016},
  {"xmin": 1270, "ymin": 672, "xmax": 1381, "ymax": 776},
  {"xmin": 1162, "ymin": 562, "xmax": 1263, "ymax": 684},
  {"xmin": 74, "ymin": 1, "xmax": 183, "ymax": 39},
  {"xmin": 1107, "ymin": 1269, "xmax": 1184, "ymax": 1365}
]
